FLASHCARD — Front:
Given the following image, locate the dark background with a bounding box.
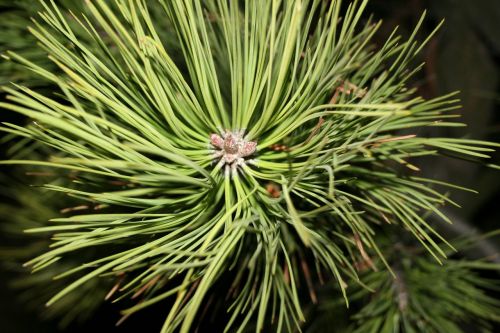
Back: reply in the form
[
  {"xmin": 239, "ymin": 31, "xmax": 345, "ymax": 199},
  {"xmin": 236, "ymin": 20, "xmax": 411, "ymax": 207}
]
[{"xmin": 0, "ymin": 0, "xmax": 499, "ymax": 332}]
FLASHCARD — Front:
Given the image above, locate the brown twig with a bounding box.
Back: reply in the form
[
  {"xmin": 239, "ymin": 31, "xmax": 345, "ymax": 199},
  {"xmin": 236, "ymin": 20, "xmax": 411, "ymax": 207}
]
[
  {"xmin": 60, "ymin": 205, "xmax": 89, "ymax": 214},
  {"xmin": 105, "ymin": 273, "xmax": 125, "ymax": 301},
  {"xmin": 131, "ymin": 274, "xmax": 161, "ymax": 299},
  {"xmin": 300, "ymin": 256, "xmax": 318, "ymax": 304},
  {"xmin": 354, "ymin": 233, "xmax": 377, "ymax": 272}
]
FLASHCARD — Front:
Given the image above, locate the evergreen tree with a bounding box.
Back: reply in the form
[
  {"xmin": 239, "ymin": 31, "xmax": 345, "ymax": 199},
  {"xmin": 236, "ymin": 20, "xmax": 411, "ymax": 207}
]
[{"xmin": 1, "ymin": 1, "xmax": 498, "ymax": 332}]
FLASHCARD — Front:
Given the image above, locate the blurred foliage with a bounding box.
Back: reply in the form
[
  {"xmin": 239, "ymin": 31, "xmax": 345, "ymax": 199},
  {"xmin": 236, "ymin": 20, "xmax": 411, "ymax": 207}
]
[
  {"xmin": 306, "ymin": 236, "xmax": 500, "ymax": 333},
  {"xmin": 372, "ymin": 0, "xmax": 500, "ymax": 225},
  {"xmin": 0, "ymin": 0, "xmax": 85, "ymax": 87},
  {"xmin": 0, "ymin": 162, "xmax": 112, "ymax": 329}
]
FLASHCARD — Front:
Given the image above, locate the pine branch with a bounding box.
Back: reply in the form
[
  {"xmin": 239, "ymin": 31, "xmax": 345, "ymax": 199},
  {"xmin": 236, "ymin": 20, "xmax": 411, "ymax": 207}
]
[{"xmin": 0, "ymin": 1, "xmax": 498, "ymax": 332}]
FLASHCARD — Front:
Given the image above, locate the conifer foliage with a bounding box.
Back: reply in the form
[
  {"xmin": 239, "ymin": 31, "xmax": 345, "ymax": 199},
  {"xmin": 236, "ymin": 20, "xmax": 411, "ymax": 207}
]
[{"xmin": 0, "ymin": 0, "xmax": 498, "ymax": 332}]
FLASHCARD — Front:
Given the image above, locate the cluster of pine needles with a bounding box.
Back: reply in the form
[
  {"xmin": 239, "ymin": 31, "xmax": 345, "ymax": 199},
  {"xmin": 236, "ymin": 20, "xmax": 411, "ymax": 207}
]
[{"xmin": 0, "ymin": 0, "xmax": 499, "ymax": 332}]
